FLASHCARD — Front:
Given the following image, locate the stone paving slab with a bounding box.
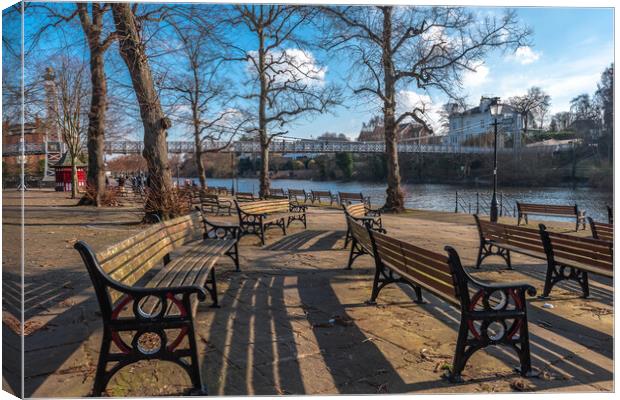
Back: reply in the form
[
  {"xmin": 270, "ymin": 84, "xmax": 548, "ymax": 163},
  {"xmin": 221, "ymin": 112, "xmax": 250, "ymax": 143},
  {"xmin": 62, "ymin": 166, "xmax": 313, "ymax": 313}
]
[{"xmin": 2, "ymin": 190, "xmax": 613, "ymax": 396}]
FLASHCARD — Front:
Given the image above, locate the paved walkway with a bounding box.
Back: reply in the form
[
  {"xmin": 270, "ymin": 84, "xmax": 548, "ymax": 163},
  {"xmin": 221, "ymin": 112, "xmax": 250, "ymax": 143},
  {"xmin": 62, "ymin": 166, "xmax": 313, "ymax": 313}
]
[{"xmin": 1, "ymin": 190, "xmax": 613, "ymax": 396}]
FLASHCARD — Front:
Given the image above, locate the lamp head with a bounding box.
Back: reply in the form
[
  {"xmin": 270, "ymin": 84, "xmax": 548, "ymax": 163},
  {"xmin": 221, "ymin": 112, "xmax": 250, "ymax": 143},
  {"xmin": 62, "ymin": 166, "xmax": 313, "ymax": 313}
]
[{"xmin": 489, "ymin": 98, "xmax": 503, "ymax": 117}]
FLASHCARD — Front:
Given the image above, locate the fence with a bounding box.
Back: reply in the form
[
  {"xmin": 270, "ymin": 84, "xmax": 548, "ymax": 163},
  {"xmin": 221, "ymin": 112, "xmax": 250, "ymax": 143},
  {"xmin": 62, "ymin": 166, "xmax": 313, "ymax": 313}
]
[{"xmin": 454, "ymin": 191, "xmax": 517, "ymax": 217}]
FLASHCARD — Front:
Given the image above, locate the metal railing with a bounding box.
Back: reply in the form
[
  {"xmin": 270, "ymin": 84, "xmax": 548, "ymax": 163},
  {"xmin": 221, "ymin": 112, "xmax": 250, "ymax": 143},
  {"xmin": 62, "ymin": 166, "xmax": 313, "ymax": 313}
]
[
  {"xmin": 455, "ymin": 191, "xmax": 517, "ymax": 218},
  {"xmin": 4, "ymin": 139, "xmax": 549, "ymax": 156}
]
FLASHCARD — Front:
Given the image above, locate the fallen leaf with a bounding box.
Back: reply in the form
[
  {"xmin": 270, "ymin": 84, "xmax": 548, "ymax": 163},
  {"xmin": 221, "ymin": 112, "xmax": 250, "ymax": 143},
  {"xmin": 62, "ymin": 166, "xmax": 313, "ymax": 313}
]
[{"xmin": 510, "ymin": 378, "xmax": 535, "ymax": 392}]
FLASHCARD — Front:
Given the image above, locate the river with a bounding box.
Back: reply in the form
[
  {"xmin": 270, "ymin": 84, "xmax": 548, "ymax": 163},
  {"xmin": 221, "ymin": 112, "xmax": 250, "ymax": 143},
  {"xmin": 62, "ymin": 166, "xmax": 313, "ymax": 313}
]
[{"xmin": 184, "ymin": 177, "xmax": 613, "ymax": 223}]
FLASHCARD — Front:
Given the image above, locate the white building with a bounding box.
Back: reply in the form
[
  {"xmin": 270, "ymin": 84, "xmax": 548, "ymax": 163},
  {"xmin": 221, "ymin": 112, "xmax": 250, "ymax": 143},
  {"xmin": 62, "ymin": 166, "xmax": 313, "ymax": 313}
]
[{"xmin": 445, "ymin": 96, "xmax": 524, "ymax": 148}]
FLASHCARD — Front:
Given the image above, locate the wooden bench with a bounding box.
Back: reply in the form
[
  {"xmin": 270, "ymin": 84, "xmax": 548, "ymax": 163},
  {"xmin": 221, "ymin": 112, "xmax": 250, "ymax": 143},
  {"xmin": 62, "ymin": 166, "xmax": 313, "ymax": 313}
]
[
  {"xmin": 517, "ymin": 202, "xmax": 586, "ymax": 231},
  {"xmin": 73, "ymin": 212, "xmax": 240, "ymax": 395},
  {"xmin": 339, "ymin": 191, "xmax": 370, "ymax": 207},
  {"xmin": 588, "ymin": 217, "xmax": 613, "ymax": 242},
  {"xmin": 343, "ymin": 202, "xmax": 383, "ymax": 249},
  {"xmin": 344, "ymin": 214, "xmax": 384, "ymax": 269},
  {"xmin": 216, "ymin": 186, "xmax": 231, "ymax": 195},
  {"xmin": 474, "ymin": 215, "xmax": 546, "ymax": 269},
  {"xmin": 197, "ymin": 192, "xmax": 232, "ymax": 216},
  {"xmin": 266, "ymin": 188, "xmax": 288, "ymax": 199},
  {"xmin": 366, "ymin": 228, "xmax": 536, "ymax": 382},
  {"xmin": 288, "ymin": 188, "xmax": 311, "ymax": 203},
  {"xmin": 311, "ymin": 190, "xmax": 337, "ymax": 205},
  {"xmin": 539, "ymin": 224, "xmax": 613, "ymax": 298},
  {"xmin": 235, "ymin": 199, "xmax": 307, "ymax": 245},
  {"xmin": 235, "ymin": 192, "xmax": 256, "ymax": 202}
]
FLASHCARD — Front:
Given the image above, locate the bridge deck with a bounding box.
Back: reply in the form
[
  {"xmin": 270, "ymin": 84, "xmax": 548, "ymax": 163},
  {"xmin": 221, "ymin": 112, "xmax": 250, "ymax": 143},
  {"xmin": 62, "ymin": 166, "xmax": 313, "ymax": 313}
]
[{"xmin": 3, "ymin": 140, "xmax": 550, "ymax": 156}]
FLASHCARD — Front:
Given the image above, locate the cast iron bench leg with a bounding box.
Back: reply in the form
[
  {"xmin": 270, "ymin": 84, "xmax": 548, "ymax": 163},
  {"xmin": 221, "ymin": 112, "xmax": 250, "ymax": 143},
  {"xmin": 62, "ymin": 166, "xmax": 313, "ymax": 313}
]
[
  {"xmin": 91, "ymin": 332, "xmax": 112, "ymax": 396},
  {"xmin": 205, "ymin": 267, "xmax": 219, "ymax": 307}
]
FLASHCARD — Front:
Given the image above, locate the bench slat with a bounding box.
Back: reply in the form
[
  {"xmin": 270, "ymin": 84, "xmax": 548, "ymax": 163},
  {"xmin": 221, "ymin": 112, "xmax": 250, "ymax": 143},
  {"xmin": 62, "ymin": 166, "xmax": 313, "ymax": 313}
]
[{"xmin": 372, "ymin": 232, "xmax": 457, "ymax": 304}]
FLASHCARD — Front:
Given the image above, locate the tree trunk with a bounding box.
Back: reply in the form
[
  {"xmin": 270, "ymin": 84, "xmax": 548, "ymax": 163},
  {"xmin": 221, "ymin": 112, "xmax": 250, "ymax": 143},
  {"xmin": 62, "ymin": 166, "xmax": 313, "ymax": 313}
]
[
  {"xmin": 112, "ymin": 4, "xmax": 175, "ymax": 218},
  {"xmin": 381, "ymin": 7, "xmax": 405, "ymax": 212},
  {"xmin": 194, "ymin": 131, "xmax": 206, "ymax": 189},
  {"xmin": 258, "ymin": 27, "xmax": 270, "ymax": 198},
  {"xmin": 260, "ymin": 137, "xmax": 269, "ymax": 197},
  {"xmin": 83, "ymin": 46, "xmax": 107, "ymax": 205},
  {"xmin": 71, "ymin": 162, "xmax": 78, "ymax": 199},
  {"xmin": 76, "ymin": 4, "xmax": 108, "ymax": 206}
]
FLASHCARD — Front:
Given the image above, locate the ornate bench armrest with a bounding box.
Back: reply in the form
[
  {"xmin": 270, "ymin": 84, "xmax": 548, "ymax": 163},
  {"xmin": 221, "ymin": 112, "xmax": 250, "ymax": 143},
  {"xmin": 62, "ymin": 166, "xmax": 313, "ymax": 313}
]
[
  {"xmin": 476, "ymin": 281, "xmax": 537, "ymax": 296},
  {"xmin": 366, "ymin": 208, "xmax": 382, "ymax": 217},
  {"xmin": 356, "ymin": 216, "xmax": 385, "ymax": 233},
  {"xmin": 194, "ymin": 206, "xmax": 239, "ymax": 238},
  {"xmin": 290, "ymin": 203, "xmax": 307, "ymax": 212},
  {"xmin": 238, "ymin": 210, "xmax": 268, "ymax": 226},
  {"xmin": 219, "ymin": 199, "xmax": 233, "ymax": 207},
  {"xmin": 464, "ymin": 280, "xmax": 536, "ymax": 316},
  {"xmin": 204, "ymin": 220, "xmax": 239, "ymax": 240}
]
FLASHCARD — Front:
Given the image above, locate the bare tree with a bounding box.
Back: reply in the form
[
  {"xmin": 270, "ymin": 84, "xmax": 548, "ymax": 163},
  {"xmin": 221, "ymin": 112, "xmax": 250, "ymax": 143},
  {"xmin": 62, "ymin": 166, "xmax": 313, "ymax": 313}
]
[
  {"xmin": 570, "ymin": 93, "xmax": 599, "ymax": 121},
  {"xmin": 26, "ymin": 3, "xmax": 117, "ymax": 206},
  {"xmin": 227, "ymin": 5, "xmax": 340, "ymax": 197},
  {"xmin": 594, "ymin": 63, "xmax": 613, "ymax": 161},
  {"xmin": 161, "ymin": 6, "xmax": 248, "ymax": 189},
  {"xmin": 50, "ymin": 58, "xmax": 88, "ymax": 198},
  {"xmin": 76, "ymin": 3, "xmax": 118, "ymax": 206},
  {"xmin": 508, "ymin": 86, "xmax": 551, "ymax": 139},
  {"xmin": 322, "ymin": 6, "xmax": 530, "ymax": 211},
  {"xmin": 111, "ymin": 3, "xmax": 176, "ymax": 219}
]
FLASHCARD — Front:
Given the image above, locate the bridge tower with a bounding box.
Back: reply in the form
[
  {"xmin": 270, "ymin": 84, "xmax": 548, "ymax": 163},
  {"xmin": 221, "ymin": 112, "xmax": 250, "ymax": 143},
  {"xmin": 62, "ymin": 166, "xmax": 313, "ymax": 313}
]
[{"xmin": 42, "ymin": 67, "xmax": 63, "ymax": 180}]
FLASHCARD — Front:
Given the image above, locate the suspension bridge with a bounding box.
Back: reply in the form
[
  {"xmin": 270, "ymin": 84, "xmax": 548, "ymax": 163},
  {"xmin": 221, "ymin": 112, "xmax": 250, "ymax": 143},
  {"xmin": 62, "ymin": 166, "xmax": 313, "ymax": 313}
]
[{"xmin": 4, "ymin": 137, "xmax": 548, "ymax": 157}]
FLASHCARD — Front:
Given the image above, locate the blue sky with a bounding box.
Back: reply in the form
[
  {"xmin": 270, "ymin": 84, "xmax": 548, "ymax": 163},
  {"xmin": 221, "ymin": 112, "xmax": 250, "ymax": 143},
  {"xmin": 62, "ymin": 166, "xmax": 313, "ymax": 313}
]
[
  {"xmin": 5, "ymin": 4, "xmax": 615, "ymax": 142},
  {"xmin": 303, "ymin": 6, "xmax": 615, "ymax": 139}
]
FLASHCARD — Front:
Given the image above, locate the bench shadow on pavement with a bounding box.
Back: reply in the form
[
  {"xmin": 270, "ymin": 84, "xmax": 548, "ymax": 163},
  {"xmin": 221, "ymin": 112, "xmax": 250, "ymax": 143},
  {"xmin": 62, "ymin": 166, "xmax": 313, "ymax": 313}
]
[
  {"xmin": 504, "ymin": 263, "xmax": 613, "ymax": 307},
  {"xmin": 202, "ymin": 250, "xmax": 612, "ymax": 394},
  {"xmin": 2, "ymin": 269, "xmax": 100, "ymax": 397},
  {"xmin": 390, "ymin": 280, "xmax": 612, "ymax": 391},
  {"xmin": 265, "ymin": 230, "xmax": 346, "ymax": 252},
  {"xmin": 202, "ymin": 261, "xmax": 408, "ymax": 395},
  {"xmin": 15, "ymin": 248, "xmax": 612, "ymax": 395}
]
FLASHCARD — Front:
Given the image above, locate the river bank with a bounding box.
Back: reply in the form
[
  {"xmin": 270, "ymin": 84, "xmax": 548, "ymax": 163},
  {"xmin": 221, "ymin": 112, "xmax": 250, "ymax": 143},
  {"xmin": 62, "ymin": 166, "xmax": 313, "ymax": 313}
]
[
  {"xmin": 184, "ymin": 177, "xmax": 613, "ymax": 222},
  {"xmin": 2, "ymin": 189, "xmax": 612, "ymax": 396},
  {"xmin": 200, "ymin": 149, "xmax": 613, "ymax": 190}
]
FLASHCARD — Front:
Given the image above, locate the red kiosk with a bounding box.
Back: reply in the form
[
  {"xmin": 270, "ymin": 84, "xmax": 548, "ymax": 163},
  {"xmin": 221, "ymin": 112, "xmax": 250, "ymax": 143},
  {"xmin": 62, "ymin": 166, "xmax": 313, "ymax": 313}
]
[{"xmin": 52, "ymin": 152, "xmax": 87, "ymax": 192}]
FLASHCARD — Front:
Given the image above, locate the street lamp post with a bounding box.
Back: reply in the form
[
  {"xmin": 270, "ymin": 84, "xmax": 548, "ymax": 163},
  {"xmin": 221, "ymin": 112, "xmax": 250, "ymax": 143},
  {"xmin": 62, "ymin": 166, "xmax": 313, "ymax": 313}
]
[{"xmin": 489, "ymin": 98, "xmax": 503, "ymax": 223}]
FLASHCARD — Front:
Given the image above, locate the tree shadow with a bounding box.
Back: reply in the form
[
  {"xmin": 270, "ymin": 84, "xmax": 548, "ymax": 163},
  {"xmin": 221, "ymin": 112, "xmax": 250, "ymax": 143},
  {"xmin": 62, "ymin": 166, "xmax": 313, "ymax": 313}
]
[
  {"xmin": 2, "ymin": 270, "xmax": 23, "ymax": 397},
  {"xmin": 265, "ymin": 230, "xmax": 345, "ymax": 252},
  {"xmin": 508, "ymin": 263, "xmax": 613, "ymax": 306},
  {"xmin": 296, "ymin": 269, "xmax": 410, "ymax": 394},
  {"xmin": 389, "ymin": 283, "xmax": 613, "ymax": 391},
  {"xmin": 201, "ymin": 272, "xmax": 306, "ymax": 395}
]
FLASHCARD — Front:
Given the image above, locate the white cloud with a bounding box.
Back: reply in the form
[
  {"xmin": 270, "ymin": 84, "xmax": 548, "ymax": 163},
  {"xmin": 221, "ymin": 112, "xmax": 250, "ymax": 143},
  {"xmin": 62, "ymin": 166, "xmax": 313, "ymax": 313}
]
[
  {"xmin": 512, "ymin": 46, "xmax": 542, "ymax": 65},
  {"xmin": 246, "ymin": 48, "xmax": 326, "ymax": 86},
  {"xmin": 462, "ymin": 64, "xmax": 490, "ymax": 88},
  {"xmin": 489, "ymin": 50, "xmax": 610, "ymax": 114}
]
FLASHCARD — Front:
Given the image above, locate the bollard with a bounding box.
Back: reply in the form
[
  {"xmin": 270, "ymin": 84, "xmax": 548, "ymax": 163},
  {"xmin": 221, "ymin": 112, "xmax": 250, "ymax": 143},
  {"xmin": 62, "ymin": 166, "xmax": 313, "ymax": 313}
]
[{"xmin": 455, "ymin": 191, "xmax": 458, "ymax": 213}]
